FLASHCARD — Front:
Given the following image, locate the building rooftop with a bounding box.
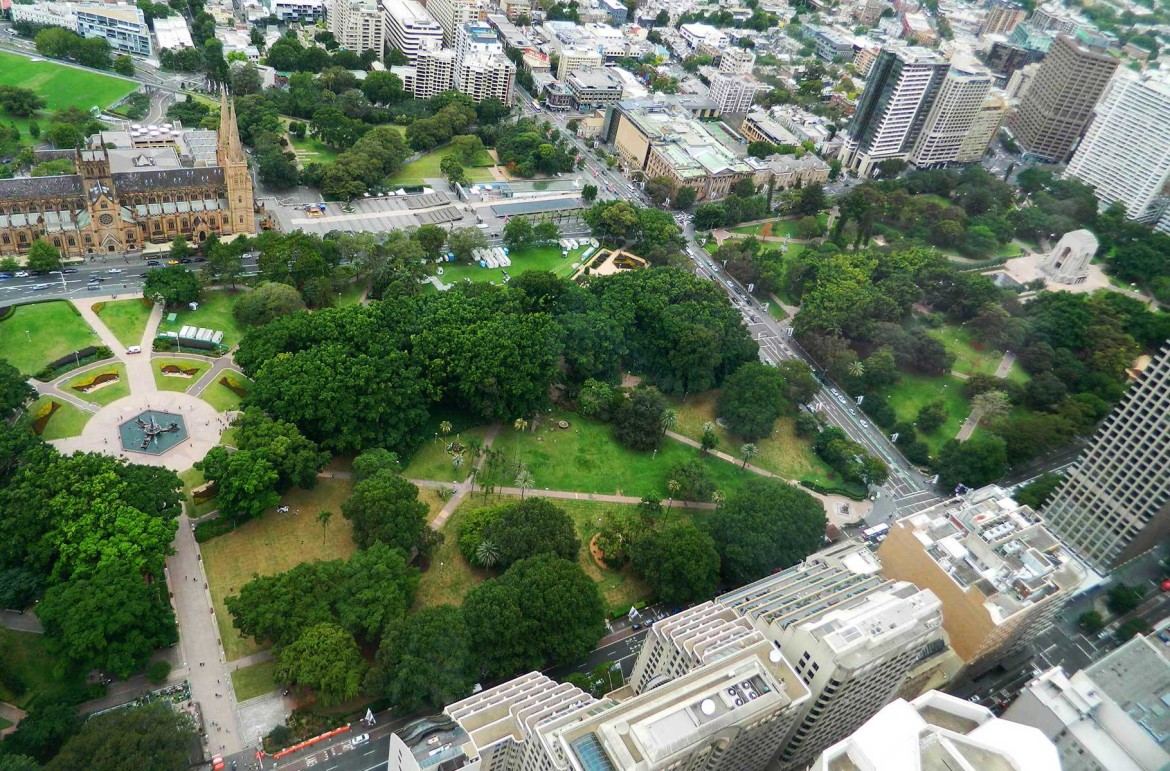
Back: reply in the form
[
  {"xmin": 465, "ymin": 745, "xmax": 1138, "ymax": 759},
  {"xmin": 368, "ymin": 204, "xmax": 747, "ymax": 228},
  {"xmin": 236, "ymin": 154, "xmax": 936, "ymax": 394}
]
[
  {"xmin": 814, "ymin": 691, "xmax": 1060, "ymax": 771},
  {"xmin": 1085, "ymin": 636, "xmax": 1170, "ymax": 748},
  {"xmin": 617, "ymin": 102, "xmax": 752, "ymax": 177},
  {"xmin": 391, "ymin": 715, "xmax": 474, "ymax": 770},
  {"xmin": 897, "ymin": 486, "xmax": 1083, "ymax": 623},
  {"xmin": 153, "ymin": 15, "xmax": 194, "ymax": 49}
]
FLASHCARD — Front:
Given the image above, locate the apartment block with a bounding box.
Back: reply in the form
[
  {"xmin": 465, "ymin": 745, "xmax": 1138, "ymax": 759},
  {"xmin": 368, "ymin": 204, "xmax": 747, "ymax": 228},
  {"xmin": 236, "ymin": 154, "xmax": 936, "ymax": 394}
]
[
  {"xmin": 719, "ymin": 46, "xmax": 755, "ymax": 75},
  {"xmin": 424, "ymin": 0, "xmax": 484, "ymax": 45},
  {"xmin": 910, "ymin": 61, "xmax": 995, "ymax": 167},
  {"xmin": 437, "ymin": 632, "xmax": 811, "ymax": 771},
  {"xmin": 14, "ymin": 2, "xmax": 153, "ymax": 56},
  {"xmin": 1004, "ymin": 636, "xmax": 1170, "ymax": 770},
  {"xmin": 454, "ymin": 22, "xmax": 514, "ymax": 104},
  {"xmin": 878, "ymin": 485, "xmax": 1083, "ymax": 676},
  {"xmin": 719, "ymin": 541, "xmax": 952, "ymax": 770},
  {"xmin": 327, "ymin": 0, "xmax": 384, "ymax": 60},
  {"xmin": 980, "ymin": 0, "xmax": 1027, "ymax": 37},
  {"xmin": 556, "ymin": 46, "xmax": 604, "ymax": 80},
  {"xmin": 382, "ymin": 0, "xmax": 444, "ymax": 63},
  {"xmin": 393, "ymin": 48, "xmax": 456, "ymax": 99},
  {"xmin": 1042, "ymin": 345, "xmax": 1170, "ymax": 573},
  {"xmin": 810, "ymin": 26, "xmax": 855, "ymax": 62},
  {"xmin": 839, "ymin": 47, "xmax": 950, "ymax": 177},
  {"xmin": 708, "ymin": 72, "xmax": 766, "ymax": 115},
  {"xmin": 813, "ymin": 690, "xmax": 1060, "ymax": 770},
  {"xmin": 1067, "ymin": 70, "xmax": 1170, "ymax": 225},
  {"xmin": 955, "ymin": 89, "xmax": 1008, "ymax": 163},
  {"xmin": 1006, "ymin": 31, "xmax": 1118, "ymax": 163},
  {"xmin": 565, "ymin": 69, "xmax": 624, "ymax": 110}
]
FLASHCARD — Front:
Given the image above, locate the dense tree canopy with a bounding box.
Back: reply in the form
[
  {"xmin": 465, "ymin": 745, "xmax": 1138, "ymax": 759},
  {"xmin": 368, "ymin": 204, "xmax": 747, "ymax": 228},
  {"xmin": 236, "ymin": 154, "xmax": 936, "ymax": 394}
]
[
  {"xmin": 275, "ymin": 622, "xmax": 366, "ymax": 705},
  {"xmin": 457, "ymin": 498, "xmax": 579, "ymax": 571},
  {"xmin": 717, "ymin": 362, "xmax": 792, "ymax": 441},
  {"xmin": 45, "ymin": 702, "xmax": 196, "ymax": 771},
  {"xmin": 340, "ymin": 470, "xmax": 430, "ymax": 553},
  {"xmin": 143, "ymin": 265, "xmax": 201, "ymax": 308},
  {"xmin": 232, "ymin": 409, "xmax": 329, "ymax": 491},
  {"xmin": 463, "ymin": 554, "xmax": 605, "ymax": 679},
  {"xmin": 705, "ymin": 478, "xmax": 826, "ymax": 585},
  {"xmin": 366, "ymin": 605, "xmax": 476, "ymax": 713},
  {"xmin": 630, "ymin": 523, "xmax": 720, "ymax": 606}
]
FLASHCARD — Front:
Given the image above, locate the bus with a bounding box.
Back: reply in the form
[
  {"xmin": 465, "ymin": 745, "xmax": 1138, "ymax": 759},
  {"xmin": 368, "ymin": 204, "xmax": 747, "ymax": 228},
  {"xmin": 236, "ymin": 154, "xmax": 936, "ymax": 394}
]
[
  {"xmin": 862, "ymin": 523, "xmax": 890, "ymax": 542},
  {"xmin": 532, "ymin": 99, "xmax": 542, "ymax": 112}
]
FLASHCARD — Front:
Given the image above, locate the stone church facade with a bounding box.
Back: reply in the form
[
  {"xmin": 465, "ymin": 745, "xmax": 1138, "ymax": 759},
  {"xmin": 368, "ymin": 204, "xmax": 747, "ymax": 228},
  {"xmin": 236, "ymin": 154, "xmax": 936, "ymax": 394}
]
[{"xmin": 0, "ymin": 92, "xmax": 255, "ymax": 259}]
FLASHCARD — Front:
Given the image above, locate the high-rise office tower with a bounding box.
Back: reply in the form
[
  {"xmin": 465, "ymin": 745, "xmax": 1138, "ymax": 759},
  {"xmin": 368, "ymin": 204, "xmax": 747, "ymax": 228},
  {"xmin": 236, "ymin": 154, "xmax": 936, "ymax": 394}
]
[
  {"xmin": 910, "ymin": 60, "xmax": 995, "ymax": 167},
  {"xmin": 813, "ymin": 690, "xmax": 1060, "ymax": 770},
  {"xmin": 381, "ymin": 0, "xmax": 443, "ymax": 63},
  {"xmin": 1006, "ymin": 31, "xmax": 1118, "ymax": 163},
  {"xmin": 718, "ymin": 541, "xmax": 951, "ymax": 770},
  {"xmin": 838, "ymin": 47, "xmax": 950, "ymax": 177},
  {"xmin": 956, "ymin": 90, "xmax": 1009, "ymax": 163},
  {"xmin": 979, "ymin": 0, "xmax": 1028, "ymax": 37},
  {"xmin": 1042, "ymin": 345, "xmax": 1170, "ymax": 573},
  {"xmin": 879, "ymin": 485, "xmax": 1083, "ymax": 676},
  {"xmin": 1067, "ymin": 70, "xmax": 1170, "ymax": 225},
  {"xmin": 327, "ymin": 0, "xmax": 384, "ymax": 59}
]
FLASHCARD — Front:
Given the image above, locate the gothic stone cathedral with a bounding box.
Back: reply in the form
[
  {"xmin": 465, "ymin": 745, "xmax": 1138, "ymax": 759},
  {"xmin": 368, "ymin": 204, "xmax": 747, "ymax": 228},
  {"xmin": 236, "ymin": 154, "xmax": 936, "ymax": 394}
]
[{"xmin": 0, "ymin": 92, "xmax": 255, "ymax": 258}]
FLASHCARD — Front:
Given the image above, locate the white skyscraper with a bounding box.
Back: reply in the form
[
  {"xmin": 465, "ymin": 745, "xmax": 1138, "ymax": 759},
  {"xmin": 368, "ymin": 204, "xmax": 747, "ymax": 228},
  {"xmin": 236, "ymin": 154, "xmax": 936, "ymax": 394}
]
[
  {"xmin": 1067, "ymin": 69, "xmax": 1170, "ymax": 225},
  {"xmin": 910, "ymin": 61, "xmax": 995, "ymax": 166},
  {"xmin": 381, "ymin": 0, "xmax": 443, "ymax": 63},
  {"xmin": 454, "ymin": 22, "xmax": 514, "ymax": 104},
  {"xmin": 813, "ymin": 690, "xmax": 1061, "ymax": 771},
  {"xmin": 709, "ymin": 73, "xmax": 767, "ymax": 114},
  {"xmin": 718, "ymin": 541, "xmax": 952, "ymax": 770},
  {"xmin": 423, "ymin": 0, "xmax": 482, "ymax": 45}
]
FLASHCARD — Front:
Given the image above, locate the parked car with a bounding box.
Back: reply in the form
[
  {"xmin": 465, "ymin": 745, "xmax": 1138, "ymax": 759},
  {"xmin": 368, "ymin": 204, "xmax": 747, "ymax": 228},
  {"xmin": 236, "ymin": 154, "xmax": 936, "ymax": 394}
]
[
  {"xmin": 107, "ymin": 268, "xmax": 122, "ymax": 274},
  {"xmin": 14, "ymin": 271, "xmax": 28, "ymax": 277},
  {"xmin": 126, "ymin": 346, "xmax": 142, "ymax": 354},
  {"xmin": 0, "ymin": 273, "xmax": 12, "ymax": 280},
  {"xmin": 62, "ymin": 267, "xmax": 78, "ymax": 274},
  {"xmin": 351, "ymin": 733, "xmax": 369, "ymax": 747},
  {"xmin": 146, "ymin": 260, "xmax": 161, "ymax": 266}
]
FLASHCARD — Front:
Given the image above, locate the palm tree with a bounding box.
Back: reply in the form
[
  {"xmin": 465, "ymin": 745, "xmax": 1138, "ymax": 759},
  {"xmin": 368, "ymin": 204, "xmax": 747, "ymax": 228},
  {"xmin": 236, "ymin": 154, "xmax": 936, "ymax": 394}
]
[
  {"xmin": 452, "ymin": 453, "xmax": 465, "ymax": 478},
  {"xmin": 482, "ymin": 480, "xmax": 496, "ymax": 502},
  {"xmin": 660, "ymin": 408, "xmax": 678, "ymax": 438},
  {"xmin": 847, "ymin": 360, "xmax": 865, "ymax": 378},
  {"xmin": 317, "ymin": 510, "xmax": 332, "ymax": 543},
  {"xmin": 740, "ymin": 442, "xmax": 758, "ymax": 470},
  {"xmin": 712, "ymin": 490, "xmax": 725, "ymax": 507},
  {"xmin": 515, "ymin": 467, "xmax": 535, "ymax": 499},
  {"xmin": 513, "ymin": 418, "xmax": 529, "ymax": 468},
  {"xmin": 439, "ymin": 421, "xmax": 453, "ymax": 439},
  {"xmin": 700, "ymin": 421, "xmax": 718, "ymax": 453},
  {"xmin": 475, "ymin": 539, "xmax": 499, "ymax": 568},
  {"xmin": 468, "ymin": 465, "xmax": 479, "ymax": 494},
  {"xmin": 666, "ymin": 478, "xmax": 680, "ymax": 509},
  {"xmin": 466, "ymin": 434, "xmax": 484, "ymax": 464}
]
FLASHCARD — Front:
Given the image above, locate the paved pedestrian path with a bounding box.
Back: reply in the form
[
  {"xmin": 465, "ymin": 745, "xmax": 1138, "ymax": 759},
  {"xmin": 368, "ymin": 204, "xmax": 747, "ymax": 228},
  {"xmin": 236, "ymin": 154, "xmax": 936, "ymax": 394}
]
[
  {"xmin": 0, "ymin": 702, "xmax": 26, "ymax": 737},
  {"xmin": 0, "ymin": 610, "xmax": 43, "ymax": 634},
  {"xmin": 955, "ymin": 350, "xmax": 1015, "ymax": 441}
]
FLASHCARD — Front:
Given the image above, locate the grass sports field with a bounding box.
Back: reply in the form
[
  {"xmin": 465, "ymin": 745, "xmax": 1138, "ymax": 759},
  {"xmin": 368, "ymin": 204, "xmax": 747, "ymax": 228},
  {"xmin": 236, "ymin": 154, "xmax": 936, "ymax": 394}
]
[{"xmin": 0, "ymin": 51, "xmax": 137, "ymax": 140}]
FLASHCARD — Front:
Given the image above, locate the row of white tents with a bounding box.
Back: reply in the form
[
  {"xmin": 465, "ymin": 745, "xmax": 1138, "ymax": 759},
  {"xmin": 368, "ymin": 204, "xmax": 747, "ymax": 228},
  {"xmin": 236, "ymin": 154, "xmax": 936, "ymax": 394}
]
[{"xmin": 475, "ymin": 247, "xmax": 511, "ymax": 269}]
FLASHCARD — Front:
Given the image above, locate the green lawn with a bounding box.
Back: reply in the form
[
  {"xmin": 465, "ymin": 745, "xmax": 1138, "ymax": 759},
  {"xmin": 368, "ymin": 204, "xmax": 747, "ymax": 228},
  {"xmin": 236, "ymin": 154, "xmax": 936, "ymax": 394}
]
[
  {"xmin": 481, "ymin": 410, "xmax": 757, "ymax": 500},
  {"xmin": 179, "ymin": 466, "xmax": 217, "ymax": 518},
  {"xmin": 927, "ymin": 324, "xmax": 1004, "ymax": 378},
  {"xmin": 336, "ymin": 280, "xmax": 366, "ymax": 306},
  {"xmin": 0, "ymin": 301, "xmax": 99, "ymax": 376},
  {"xmin": 670, "ymin": 390, "xmax": 856, "ymax": 493},
  {"xmin": 157, "ymin": 289, "xmax": 245, "ymax": 348},
  {"xmin": 232, "ymin": 660, "xmax": 277, "ymax": 702},
  {"xmin": 728, "ymin": 213, "xmax": 827, "ymax": 239},
  {"xmin": 881, "ymin": 373, "xmax": 970, "ymax": 454},
  {"xmin": 432, "ymin": 245, "xmax": 589, "ymax": 286},
  {"xmin": 200, "ymin": 371, "xmax": 252, "ymax": 412},
  {"xmin": 414, "ymin": 502, "xmax": 493, "ymax": 610},
  {"xmin": 287, "ymin": 132, "xmax": 342, "ymax": 164},
  {"xmin": 0, "ymin": 51, "xmax": 138, "ymax": 144},
  {"xmin": 94, "ymin": 299, "xmax": 154, "ymax": 348},
  {"xmin": 202, "ymin": 478, "xmax": 359, "ymax": 661},
  {"xmin": 403, "ymin": 426, "xmax": 492, "ymax": 483},
  {"xmin": 153, "ymin": 357, "xmax": 211, "ymax": 392},
  {"xmin": 27, "ymin": 396, "xmax": 90, "ymax": 440},
  {"xmin": 61, "ymin": 363, "xmax": 129, "ymax": 406},
  {"xmin": 0, "ymin": 628, "xmax": 80, "ymax": 709},
  {"xmin": 385, "ymin": 144, "xmax": 495, "ymax": 187}
]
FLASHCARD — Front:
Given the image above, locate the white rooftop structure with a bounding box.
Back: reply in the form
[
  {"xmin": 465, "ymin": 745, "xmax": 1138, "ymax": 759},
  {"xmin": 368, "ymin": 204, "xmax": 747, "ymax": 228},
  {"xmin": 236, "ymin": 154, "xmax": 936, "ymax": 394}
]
[
  {"xmin": 813, "ymin": 690, "xmax": 1061, "ymax": 771},
  {"xmin": 153, "ymin": 15, "xmax": 194, "ymax": 49}
]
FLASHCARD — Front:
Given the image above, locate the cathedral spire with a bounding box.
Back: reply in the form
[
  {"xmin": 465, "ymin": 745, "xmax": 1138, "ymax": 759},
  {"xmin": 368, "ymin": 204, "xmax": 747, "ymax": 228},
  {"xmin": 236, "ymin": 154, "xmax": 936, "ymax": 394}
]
[{"xmin": 217, "ymin": 88, "xmax": 246, "ymax": 166}]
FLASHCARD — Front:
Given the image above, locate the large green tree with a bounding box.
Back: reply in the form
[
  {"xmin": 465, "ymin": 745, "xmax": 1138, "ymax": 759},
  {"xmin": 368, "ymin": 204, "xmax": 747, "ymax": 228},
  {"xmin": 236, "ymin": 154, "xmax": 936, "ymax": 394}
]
[
  {"xmin": 717, "ymin": 362, "xmax": 790, "ymax": 441},
  {"xmin": 340, "ymin": 470, "xmax": 429, "ymax": 552},
  {"xmin": 232, "ymin": 281, "xmax": 307, "ymax": 327},
  {"xmin": 366, "ymin": 605, "xmax": 475, "ymax": 713},
  {"xmin": 143, "ymin": 265, "xmax": 201, "ymax": 308},
  {"xmin": 45, "ymin": 702, "xmax": 196, "ymax": 771},
  {"xmin": 631, "ymin": 523, "xmax": 720, "ymax": 606},
  {"xmin": 275, "ymin": 622, "xmax": 366, "ymax": 706},
  {"xmin": 0, "ymin": 359, "xmax": 35, "ymax": 414},
  {"xmin": 194, "ymin": 446, "xmax": 280, "ymax": 522},
  {"xmin": 935, "ymin": 435, "xmax": 1008, "ymax": 490},
  {"xmin": 36, "ymin": 563, "xmax": 178, "ymax": 678},
  {"xmin": 463, "ymin": 554, "xmax": 605, "ymax": 679},
  {"xmin": 232, "ymin": 410, "xmax": 329, "ymax": 491},
  {"xmin": 613, "ymin": 385, "xmax": 668, "ymax": 451},
  {"xmin": 457, "ymin": 498, "xmax": 580, "ymax": 571},
  {"xmin": 705, "ymin": 478, "xmax": 826, "ymax": 585},
  {"xmin": 25, "ymin": 239, "xmax": 61, "ymax": 272}
]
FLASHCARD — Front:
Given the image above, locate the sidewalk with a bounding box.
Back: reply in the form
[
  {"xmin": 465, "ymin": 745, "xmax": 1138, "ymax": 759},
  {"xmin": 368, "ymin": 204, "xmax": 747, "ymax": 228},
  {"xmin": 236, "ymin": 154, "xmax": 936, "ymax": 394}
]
[{"xmin": 73, "ymin": 299, "xmax": 153, "ymax": 393}]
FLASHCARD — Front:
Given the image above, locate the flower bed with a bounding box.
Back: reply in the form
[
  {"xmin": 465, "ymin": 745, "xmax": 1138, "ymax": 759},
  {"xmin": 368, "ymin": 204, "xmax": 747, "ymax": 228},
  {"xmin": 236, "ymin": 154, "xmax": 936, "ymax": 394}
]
[
  {"xmin": 220, "ymin": 375, "xmax": 248, "ymax": 398},
  {"xmin": 70, "ymin": 371, "xmax": 120, "ymax": 393},
  {"xmin": 31, "ymin": 400, "xmax": 60, "ymax": 435},
  {"xmin": 161, "ymin": 364, "xmax": 200, "ymax": 378}
]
